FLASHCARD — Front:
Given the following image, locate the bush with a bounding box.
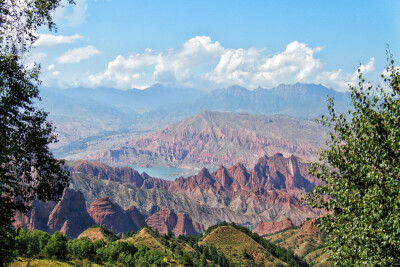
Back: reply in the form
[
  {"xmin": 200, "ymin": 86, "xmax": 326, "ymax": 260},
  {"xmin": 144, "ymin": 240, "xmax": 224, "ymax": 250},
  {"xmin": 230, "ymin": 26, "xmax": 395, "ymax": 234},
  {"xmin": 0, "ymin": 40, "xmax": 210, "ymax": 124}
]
[{"xmin": 44, "ymin": 232, "xmax": 68, "ymax": 260}]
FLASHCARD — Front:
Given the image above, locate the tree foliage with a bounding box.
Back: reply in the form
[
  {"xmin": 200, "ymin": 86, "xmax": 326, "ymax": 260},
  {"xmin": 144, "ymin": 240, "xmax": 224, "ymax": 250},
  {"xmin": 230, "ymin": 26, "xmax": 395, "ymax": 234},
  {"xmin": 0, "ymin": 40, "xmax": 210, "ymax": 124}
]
[
  {"xmin": 0, "ymin": 1, "xmax": 73, "ymax": 265},
  {"xmin": 0, "ymin": 0, "xmax": 74, "ymax": 53},
  {"xmin": 306, "ymin": 53, "xmax": 400, "ymax": 265}
]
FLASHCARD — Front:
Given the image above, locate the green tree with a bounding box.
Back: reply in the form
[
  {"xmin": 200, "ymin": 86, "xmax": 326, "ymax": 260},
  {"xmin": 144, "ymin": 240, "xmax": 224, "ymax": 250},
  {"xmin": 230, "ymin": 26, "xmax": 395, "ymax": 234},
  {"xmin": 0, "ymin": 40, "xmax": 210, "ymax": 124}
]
[
  {"xmin": 44, "ymin": 231, "xmax": 68, "ymax": 260},
  {"xmin": 0, "ymin": 1, "xmax": 73, "ymax": 265},
  {"xmin": 306, "ymin": 54, "xmax": 400, "ymax": 265}
]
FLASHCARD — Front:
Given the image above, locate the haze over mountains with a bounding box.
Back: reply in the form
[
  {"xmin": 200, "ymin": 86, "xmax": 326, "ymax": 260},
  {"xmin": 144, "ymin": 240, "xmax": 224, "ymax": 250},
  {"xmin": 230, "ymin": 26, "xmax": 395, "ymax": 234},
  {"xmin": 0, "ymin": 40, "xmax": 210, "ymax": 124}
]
[
  {"xmin": 90, "ymin": 111, "xmax": 328, "ymax": 168},
  {"xmin": 14, "ymin": 82, "xmax": 340, "ymax": 264},
  {"xmin": 39, "ymin": 83, "xmax": 348, "ymax": 162}
]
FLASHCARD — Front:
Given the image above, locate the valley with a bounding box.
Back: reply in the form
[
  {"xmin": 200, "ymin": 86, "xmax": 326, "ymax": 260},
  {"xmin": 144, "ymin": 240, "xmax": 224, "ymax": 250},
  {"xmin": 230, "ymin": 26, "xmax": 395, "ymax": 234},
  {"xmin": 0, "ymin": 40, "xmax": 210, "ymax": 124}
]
[
  {"xmin": 14, "ymin": 83, "xmax": 341, "ymax": 266},
  {"xmin": 41, "ymin": 83, "xmax": 347, "ymax": 167}
]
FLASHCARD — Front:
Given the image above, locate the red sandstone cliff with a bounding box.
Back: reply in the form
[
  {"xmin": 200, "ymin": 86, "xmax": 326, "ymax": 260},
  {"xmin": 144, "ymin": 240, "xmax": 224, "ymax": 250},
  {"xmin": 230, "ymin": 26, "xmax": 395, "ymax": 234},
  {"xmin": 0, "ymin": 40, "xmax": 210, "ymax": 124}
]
[
  {"xmin": 47, "ymin": 188, "xmax": 95, "ymax": 238},
  {"xmin": 253, "ymin": 218, "xmax": 295, "ymax": 235},
  {"xmin": 88, "ymin": 111, "xmax": 327, "ymax": 168},
  {"xmin": 145, "ymin": 207, "xmax": 204, "ymax": 236},
  {"xmin": 89, "ymin": 197, "xmax": 146, "ymax": 235},
  {"xmin": 70, "ymin": 153, "xmax": 323, "ymax": 226}
]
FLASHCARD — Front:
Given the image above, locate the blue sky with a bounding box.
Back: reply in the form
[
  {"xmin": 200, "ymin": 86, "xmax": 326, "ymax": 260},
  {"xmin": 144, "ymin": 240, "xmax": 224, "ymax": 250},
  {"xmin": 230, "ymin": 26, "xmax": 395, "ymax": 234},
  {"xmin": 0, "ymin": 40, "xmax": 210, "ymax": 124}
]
[{"xmin": 30, "ymin": 0, "xmax": 400, "ymax": 91}]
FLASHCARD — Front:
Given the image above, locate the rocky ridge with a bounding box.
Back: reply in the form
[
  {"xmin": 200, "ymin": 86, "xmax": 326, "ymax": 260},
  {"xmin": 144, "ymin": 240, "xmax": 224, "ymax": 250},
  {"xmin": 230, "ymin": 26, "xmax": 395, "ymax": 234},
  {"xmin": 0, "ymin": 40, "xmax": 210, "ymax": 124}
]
[
  {"xmin": 14, "ymin": 189, "xmax": 203, "ymax": 238},
  {"xmin": 145, "ymin": 207, "xmax": 205, "ymax": 236},
  {"xmin": 88, "ymin": 111, "xmax": 328, "ymax": 168},
  {"xmin": 68, "ymin": 153, "xmax": 323, "ymax": 227},
  {"xmin": 253, "ymin": 218, "xmax": 295, "ymax": 235},
  {"xmin": 88, "ymin": 197, "xmax": 146, "ymax": 235}
]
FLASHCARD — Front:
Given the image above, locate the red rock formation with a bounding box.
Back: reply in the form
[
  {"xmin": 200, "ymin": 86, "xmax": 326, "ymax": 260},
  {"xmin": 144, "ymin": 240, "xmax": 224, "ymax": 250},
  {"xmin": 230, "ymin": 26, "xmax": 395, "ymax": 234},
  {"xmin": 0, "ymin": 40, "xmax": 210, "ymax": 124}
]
[
  {"xmin": 174, "ymin": 213, "xmax": 203, "ymax": 237},
  {"xmin": 47, "ymin": 188, "xmax": 95, "ymax": 238},
  {"xmin": 13, "ymin": 199, "xmax": 56, "ymax": 232},
  {"xmin": 125, "ymin": 205, "xmax": 146, "ymax": 230},
  {"xmin": 70, "ymin": 153, "xmax": 323, "ymax": 227},
  {"xmin": 145, "ymin": 207, "xmax": 204, "ymax": 236},
  {"xmin": 69, "ymin": 160, "xmax": 170, "ymax": 189},
  {"xmin": 88, "ymin": 111, "xmax": 327, "ymax": 167},
  {"xmin": 89, "ymin": 197, "xmax": 145, "ymax": 235},
  {"xmin": 253, "ymin": 218, "xmax": 295, "ymax": 235}
]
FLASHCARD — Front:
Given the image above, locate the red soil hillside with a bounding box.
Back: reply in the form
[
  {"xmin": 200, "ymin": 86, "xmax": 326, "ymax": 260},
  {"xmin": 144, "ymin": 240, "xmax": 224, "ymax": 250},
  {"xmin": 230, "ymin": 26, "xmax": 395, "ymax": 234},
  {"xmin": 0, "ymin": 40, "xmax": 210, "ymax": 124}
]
[
  {"xmin": 89, "ymin": 111, "xmax": 327, "ymax": 168},
  {"xmin": 145, "ymin": 207, "xmax": 205, "ymax": 236}
]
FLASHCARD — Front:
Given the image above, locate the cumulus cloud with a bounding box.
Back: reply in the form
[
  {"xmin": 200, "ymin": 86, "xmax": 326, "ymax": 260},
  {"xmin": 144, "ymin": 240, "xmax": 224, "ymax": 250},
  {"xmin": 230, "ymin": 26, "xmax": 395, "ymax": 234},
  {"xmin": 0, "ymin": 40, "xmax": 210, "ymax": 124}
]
[
  {"xmin": 24, "ymin": 52, "xmax": 47, "ymax": 70},
  {"xmin": 88, "ymin": 36, "xmax": 223, "ymax": 89},
  {"xmin": 47, "ymin": 64, "xmax": 56, "ymax": 71},
  {"xmin": 315, "ymin": 57, "xmax": 375, "ymax": 92},
  {"xmin": 57, "ymin": 46, "xmax": 100, "ymax": 63},
  {"xmin": 52, "ymin": 71, "xmax": 61, "ymax": 76},
  {"xmin": 205, "ymin": 41, "xmax": 323, "ymax": 88},
  {"xmin": 80, "ymin": 36, "xmax": 375, "ymax": 91},
  {"xmin": 34, "ymin": 34, "xmax": 84, "ymax": 47}
]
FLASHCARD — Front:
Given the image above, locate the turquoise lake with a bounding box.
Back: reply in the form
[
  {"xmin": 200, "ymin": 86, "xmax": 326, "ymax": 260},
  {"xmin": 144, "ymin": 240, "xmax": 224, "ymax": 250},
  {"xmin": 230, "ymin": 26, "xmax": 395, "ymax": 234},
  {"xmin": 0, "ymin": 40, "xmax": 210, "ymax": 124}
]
[{"xmin": 130, "ymin": 165, "xmax": 215, "ymax": 181}]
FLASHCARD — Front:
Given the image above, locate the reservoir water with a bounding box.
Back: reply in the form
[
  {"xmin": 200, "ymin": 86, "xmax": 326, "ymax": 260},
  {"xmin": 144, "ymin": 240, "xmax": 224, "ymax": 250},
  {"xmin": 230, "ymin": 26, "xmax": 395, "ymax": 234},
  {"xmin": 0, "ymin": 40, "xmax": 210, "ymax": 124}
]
[{"xmin": 130, "ymin": 165, "xmax": 199, "ymax": 181}]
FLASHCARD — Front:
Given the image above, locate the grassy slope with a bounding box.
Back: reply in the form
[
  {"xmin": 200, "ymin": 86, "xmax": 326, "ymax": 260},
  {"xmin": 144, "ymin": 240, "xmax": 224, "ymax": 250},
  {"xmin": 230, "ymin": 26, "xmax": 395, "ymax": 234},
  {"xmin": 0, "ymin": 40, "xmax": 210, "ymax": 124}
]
[
  {"xmin": 201, "ymin": 226, "xmax": 285, "ymax": 266},
  {"xmin": 122, "ymin": 227, "xmax": 167, "ymax": 251},
  {"xmin": 122, "ymin": 227, "xmax": 193, "ymax": 266},
  {"xmin": 264, "ymin": 219, "xmax": 330, "ymax": 266},
  {"xmin": 78, "ymin": 227, "xmax": 108, "ymax": 241},
  {"xmin": 11, "ymin": 258, "xmax": 103, "ymax": 267}
]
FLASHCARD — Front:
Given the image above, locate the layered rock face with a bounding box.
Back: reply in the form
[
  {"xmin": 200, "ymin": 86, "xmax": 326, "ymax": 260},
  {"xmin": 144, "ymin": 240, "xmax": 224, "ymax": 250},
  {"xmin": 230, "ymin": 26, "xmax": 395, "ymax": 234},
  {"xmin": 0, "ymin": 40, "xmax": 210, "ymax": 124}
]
[
  {"xmin": 68, "ymin": 160, "xmax": 170, "ymax": 189},
  {"xmin": 145, "ymin": 207, "xmax": 204, "ymax": 236},
  {"xmin": 47, "ymin": 189, "xmax": 95, "ymax": 238},
  {"xmin": 253, "ymin": 218, "xmax": 294, "ymax": 235},
  {"xmin": 14, "ymin": 190, "xmax": 148, "ymax": 238},
  {"xmin": 13, "ymin": 199, "xmax": 56, "ymax": 232},
  {"xmin": 70, "ymin": 153, "xmax": 323, "ymax": 227},
  {"xmin": 15, "ymin": 153, "xmax": 321, "ymax": 237},
  {"xmin": 88, "ymin": 111, "xmax": 327, "ymax": 168},
  {"xmin": 89, "ymin": 197, "xmax": 145, "ymax": 235}
]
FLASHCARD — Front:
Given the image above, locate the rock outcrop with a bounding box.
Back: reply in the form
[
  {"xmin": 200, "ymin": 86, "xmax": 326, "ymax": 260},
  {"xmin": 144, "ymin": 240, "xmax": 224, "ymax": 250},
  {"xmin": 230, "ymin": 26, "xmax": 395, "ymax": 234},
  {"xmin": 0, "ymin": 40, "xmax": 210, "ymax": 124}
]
[
  {"xmin": 89, "ymin": 197, "xmax": 145, "ymax": 235},
  {"xmin": 70, "ymin": 153, "xmax": 323, "ymax": 227},
  {"xmin": 253, "ymin": 218, "xmax": 295, "ymax": 236},
  {"xmin": 88, "ymin": 111, "xmax": 328, "ymax": 168},
  {"xmin": 145, "ymin": 207, "xmax": 204, "ymax": 236},
  {"xmin": 125, "ymin": 205, "xmax": 147, "ymax": 230},
  {"xmin": 47, "ymin": 188, "xmax": 95, "ymax": 238},
  {"xmin": 13, "ymin": 199, "xmax": 56, "ymax": 232}
]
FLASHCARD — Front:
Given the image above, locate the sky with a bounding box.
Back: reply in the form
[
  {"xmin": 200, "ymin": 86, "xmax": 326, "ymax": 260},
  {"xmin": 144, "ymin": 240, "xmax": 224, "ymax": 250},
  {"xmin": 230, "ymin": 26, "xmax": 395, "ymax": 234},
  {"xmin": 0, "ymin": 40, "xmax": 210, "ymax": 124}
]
[{"xmin": 29, "ymin": 0, "xmax": 400, "ymax": 92}]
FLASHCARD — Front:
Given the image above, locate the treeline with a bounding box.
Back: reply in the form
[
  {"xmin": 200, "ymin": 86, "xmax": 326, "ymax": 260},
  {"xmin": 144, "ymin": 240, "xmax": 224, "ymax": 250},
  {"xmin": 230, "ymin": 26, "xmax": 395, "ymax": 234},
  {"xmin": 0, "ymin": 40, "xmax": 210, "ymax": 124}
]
[
  {"xmin": 13, "ymin": 223, "xmax": 308, "ymax": 266},
  {"xmin": 160, "ymin": 231, "xmax": 231, "ymax": 267},
  {"xmin": 205, "ymin": 222, "xmax": 308, "ymax": 267},
  {"xmin": 13, "ymin": 227, "xmax": 231, "ymax": 266},
  {"xmin": 14, "ymin": 228, "xmax": 165, "ymax": 266}
]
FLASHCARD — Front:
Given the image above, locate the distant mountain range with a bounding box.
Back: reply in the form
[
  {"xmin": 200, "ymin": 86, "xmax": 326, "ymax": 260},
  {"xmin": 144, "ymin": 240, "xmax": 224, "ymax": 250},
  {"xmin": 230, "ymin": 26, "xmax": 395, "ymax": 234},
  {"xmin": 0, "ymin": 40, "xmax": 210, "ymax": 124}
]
[
  {"xmin": 15, "ymin": 153, "xmax": 323, "ymax": 238},
  {"xmin": 40, "ymin": 83, "xmax": 350, "ymax": 120},
  {"xmin": 70, "ymin": 153, "xmax": 322, "ymax": 227},
  {"xmin": 37, "ymin": 83, "xmax": 349, "ymax": 159},
  {"xmin": 87, "ymin": 110, "xmax": 328, "ymax": 168}
]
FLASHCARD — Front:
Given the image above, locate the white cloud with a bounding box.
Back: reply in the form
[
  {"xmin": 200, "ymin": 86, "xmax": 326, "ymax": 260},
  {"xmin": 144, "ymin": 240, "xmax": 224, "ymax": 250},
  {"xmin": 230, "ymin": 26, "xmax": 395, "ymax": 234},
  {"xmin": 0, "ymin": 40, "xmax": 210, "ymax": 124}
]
[
  {"xmin": 315, "ymin": 57, "xmax": 375, "ymax": 92},
  {"xmin": 205, "ymin": 41, "xmax": 323, "ymax": 88},
  {"xmin": 72, "ymin": 36, "xmax": 375, "ymax": 91},
  {"xmin": 47, "ymin": 64, "xmax": 56, "ymax": 71},
  {"xmin": 24, "ymin": 52, "xmax": 47, "ymax": 70},
  {"xmin": 52, "ymin": 71, "xmax": 61, "ymax": 76},
  {"xmin": 87, "ymin": 36, "xmax": 224, "ymax": 89},
  {"xmin": 57, "ymin": 46, "xmax": 100, "ymax": 63},
  {"xmin": 34, "ymin": 34, "xmax": 84, "ymax": 47}
]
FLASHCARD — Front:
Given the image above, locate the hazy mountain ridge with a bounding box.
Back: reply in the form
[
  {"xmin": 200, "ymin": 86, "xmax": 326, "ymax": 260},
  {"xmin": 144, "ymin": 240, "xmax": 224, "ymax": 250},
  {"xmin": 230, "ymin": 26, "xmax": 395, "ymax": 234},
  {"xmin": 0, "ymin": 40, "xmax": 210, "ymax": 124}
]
[
  {"xmin": 38, "ymin": 83, "xmax": 348, "ymax": 160},
  {"xmin": 153, "ymin": 83, "xmax": 351, "ymax": 119},
  {"xmin": 89, "ymin": 110, "xmax": 328, "ymax": 168},
  {"xmin": 66, "ymin": 153, "xmax": 323, "ymax": 227}
]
